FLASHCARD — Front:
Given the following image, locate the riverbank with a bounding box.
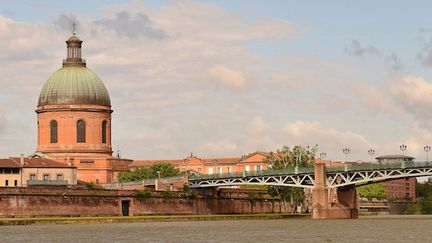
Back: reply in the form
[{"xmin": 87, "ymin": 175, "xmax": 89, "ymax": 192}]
[{"xmin": 0, "ymin": 213, "xmax": 309, "ymax": 226}]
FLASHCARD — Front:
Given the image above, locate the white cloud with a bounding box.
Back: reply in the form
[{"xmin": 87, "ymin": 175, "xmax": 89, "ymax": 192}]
[
  {"xmin": 209, "ymin": 65, "xmax": 248, "ymax": 90},
  {"xmin": 389, "ymin": 76, "xmax": 432, "ymax": 128}
]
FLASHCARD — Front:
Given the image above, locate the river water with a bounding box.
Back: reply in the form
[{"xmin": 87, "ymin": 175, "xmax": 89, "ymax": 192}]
[{"xmin": 1, "ymin": 215, "xmax": 431, "ymax": 242}]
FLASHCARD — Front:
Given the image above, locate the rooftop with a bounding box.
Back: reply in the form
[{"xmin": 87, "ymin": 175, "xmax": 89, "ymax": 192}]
[{"xmin": 0, "ymin": 157, "xmax": 76, "ymax": 168}]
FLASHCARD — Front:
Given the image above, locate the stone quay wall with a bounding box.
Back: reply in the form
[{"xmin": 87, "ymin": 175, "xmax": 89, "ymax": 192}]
[{"xmin": 0, "ymin": 187, "xmax": 289, "ymax": 217}]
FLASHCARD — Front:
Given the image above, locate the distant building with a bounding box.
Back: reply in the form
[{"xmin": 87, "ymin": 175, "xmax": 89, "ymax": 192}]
[
  {"xmin": 0, "ymin": 156, "xmax": 77, "ymax": 187},
  {"xmin": 376, "ymin": 155, "xmax": 416, "ymax": 201},
  {"xmin": 131, "ymin": 151, "xmax": 271, "ymax": 175}
]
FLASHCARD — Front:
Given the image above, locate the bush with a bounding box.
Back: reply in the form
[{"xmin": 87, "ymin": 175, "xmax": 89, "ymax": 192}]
[
  {"xmin": 405, "ymin": 203, "xmax": 422, "ymax": 215},
  {"xmin": 135, "ymin": 189, "xmax": 152, "ymax": 198},
  {"xmin": 162, "ymin": 190, "xmax": 174, "ymax": 198},
  {"xmin": 84, "ymin": 182, "xmax": 95, "ymax": 190}
]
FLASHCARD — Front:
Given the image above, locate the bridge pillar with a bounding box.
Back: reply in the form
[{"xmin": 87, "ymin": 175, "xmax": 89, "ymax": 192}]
[{"xmin": 312, "ymin": 160, "xmax": 358, "ymax": 219}]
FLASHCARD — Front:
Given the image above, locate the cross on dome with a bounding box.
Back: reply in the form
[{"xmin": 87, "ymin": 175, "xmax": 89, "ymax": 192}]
[{"xmin": 72, "ymin": 21, "xmax": 77, "ymax": 35}]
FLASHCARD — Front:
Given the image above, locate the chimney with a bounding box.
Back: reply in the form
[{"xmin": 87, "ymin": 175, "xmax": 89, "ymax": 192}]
[
  {"xmin": 66, "ymin": 154, "xmax": 71, "ymax": 166},
  {"xmin": 20, "ymin": 154, "xmax": 25, "ymax": 165}
]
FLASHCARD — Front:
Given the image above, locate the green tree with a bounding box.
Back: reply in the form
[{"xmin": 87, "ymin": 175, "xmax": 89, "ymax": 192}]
[
  {"xmin": 118, "ymin": 162, "xmax": 182, "ymax": 182},
  {"xmin": 405, "ymin": 203, "xmax": 422, "ymax": 214},
  {"xmin": 265, "ymin": 145, "xmax": 317, "ymax": 213},
  {"xmin": 357, "ymin": 183, "xmax": 387, "ymax": 200}
]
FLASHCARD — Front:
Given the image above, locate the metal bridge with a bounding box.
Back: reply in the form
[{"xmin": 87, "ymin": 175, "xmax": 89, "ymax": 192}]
[{"xmin": 189, "ymin": 162, "xmax": 432, "ymax": 189}]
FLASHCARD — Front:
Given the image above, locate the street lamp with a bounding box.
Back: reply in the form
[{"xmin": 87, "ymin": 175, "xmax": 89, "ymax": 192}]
[
  {"xmin": 343, "ymin": 148, "xmax": 350, "ymax": 171},
  {"xmin": 368, "ymin": 149, "xmax": 375, "ymax": 164},
  {"xmin": 400, "ymin": 144, "xmax": 407, "ymax": 168},
  {"xmin": 425, "ymin": 146, "xmax": 431, "ymax": 163},
  {"xmin": 295, "ymin": 149, "xmax": 303, "ymax": 174}
]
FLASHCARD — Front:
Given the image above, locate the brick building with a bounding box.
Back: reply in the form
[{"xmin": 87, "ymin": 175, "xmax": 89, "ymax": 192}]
[
  {"xmin": 0, "ymin": 156, "xmax": 77, "ymax": 187},
  {"xmin": 34, "ymin": 29, "xmax": 131, "ymax": 183},
  {"xmin": 375, "ymin": 155, "xmax": 416, "ymax": 201},
  {"xmin": 131, "ymin": 151, "xmax": 271, "ymax": 175}
]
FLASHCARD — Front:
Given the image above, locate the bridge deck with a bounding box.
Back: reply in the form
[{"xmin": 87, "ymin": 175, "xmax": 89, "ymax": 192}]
[{"xmin": 189, "ymin": 161, "xmax": 432, "ymax": 188}]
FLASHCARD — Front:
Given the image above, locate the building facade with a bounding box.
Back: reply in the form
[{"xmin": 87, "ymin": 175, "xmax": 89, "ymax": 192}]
[
  {"xmin": 35, "ymin": 30, "xmax": 130, "ymax": 184},
  {"xmin": 0, "ymin": 156, "xmax": 77, "ymax": 187},
  {"xmin": 376, "ymin": 155, "xmax": 416, "ymax": 201},
  {"xmin": 131, "ymin": 151, "xmax": 271, "ymax": 175}
]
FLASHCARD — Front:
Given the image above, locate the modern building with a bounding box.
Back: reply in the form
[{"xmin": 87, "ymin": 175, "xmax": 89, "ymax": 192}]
[
  {"xmin": 131, "ymin": 151, "xmax": 272, "ymax": 175},
  {"xmin": 0, "ymin": 156, "xmax": 77, "ymax": 187},
  {"xmin": 35, "ymin": 30, "xmax": 131, "ymax": 184},
  {"xmin": 375, "ymin": 155, "xmax": 416, "ymax": 201}
]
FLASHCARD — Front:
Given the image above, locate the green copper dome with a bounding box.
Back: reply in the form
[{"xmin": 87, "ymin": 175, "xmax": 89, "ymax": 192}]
[{"xmin": 38, "ymin": 67, "xmax": 111, "ymax": 107}]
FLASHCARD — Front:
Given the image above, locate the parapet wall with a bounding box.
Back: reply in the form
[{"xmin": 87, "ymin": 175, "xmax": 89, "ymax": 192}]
[{"xmin": 0, "ymin": 187, "xmax": 289, "ymax": 217}]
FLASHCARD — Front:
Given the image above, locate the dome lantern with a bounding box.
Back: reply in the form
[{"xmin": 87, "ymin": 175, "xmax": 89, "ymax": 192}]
[{"xmin": 63, "ymin": 22, "xmax": 86, "ymax": 67}]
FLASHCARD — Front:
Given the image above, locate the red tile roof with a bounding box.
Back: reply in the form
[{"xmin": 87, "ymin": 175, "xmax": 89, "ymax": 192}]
[
  {"xmin": 0, "ymin": 157, "xmax": 76, "ymax": 168},
  {"xmin": 0, "ymin": 159, "xmax": 21, "ymax": 168}
]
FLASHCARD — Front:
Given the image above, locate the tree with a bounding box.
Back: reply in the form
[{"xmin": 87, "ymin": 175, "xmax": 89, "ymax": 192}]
[
  {"xmin": 118, "ymin": 162, "xmax": 182, "ymax": 182},
  {"xmin": 265, "ymin": 145, "xmax": 317, "ymax": 213},
  {"xmin": 357, "ymin": 183, "xmax": 387, "ymax": 200}
]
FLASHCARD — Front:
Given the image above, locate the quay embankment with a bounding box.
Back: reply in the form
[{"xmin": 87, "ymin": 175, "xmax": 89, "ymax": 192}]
[
  {"xmin": 0, "ymin": 187, "xmax": 293, "ymax": 219},
  {"xmin": 0, "ymin": 213, "xmax": 309, "ymax": 226}
]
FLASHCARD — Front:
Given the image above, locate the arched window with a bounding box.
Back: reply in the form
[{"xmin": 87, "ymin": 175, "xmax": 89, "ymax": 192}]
[
  {"xmin": 102, "ymin": 121, "xmax": 107, "ymax": 144},
  {"xmin": 50, "ymin": 120, "xmax": 58, "ymax": 143},
  {"xmin": 77, "ymin": 120, "xmax": 86, "ymax": 143}
]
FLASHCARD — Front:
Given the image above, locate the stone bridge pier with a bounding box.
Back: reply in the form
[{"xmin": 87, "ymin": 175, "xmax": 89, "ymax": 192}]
[{"xmin": 312, "ymin": 161, "xmax": 358, "ymax": 219}]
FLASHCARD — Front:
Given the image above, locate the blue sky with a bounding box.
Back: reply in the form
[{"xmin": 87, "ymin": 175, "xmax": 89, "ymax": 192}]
[{"xmin": 1, "ymin": 0, "xmax": 432, "ymax": 161}]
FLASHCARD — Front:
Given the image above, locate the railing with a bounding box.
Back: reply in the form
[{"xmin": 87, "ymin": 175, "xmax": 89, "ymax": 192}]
[
  {"xmin": 101, "ymin": 176, "xmax": 185, "ymax": 189},
  {"xmin": 190, "ymin": 161, "xmax": 432, "ymax": 181},
  {"xmin": 27, "ymin": 180, "xmax": 68, "ymax": 186},
  {"xmin": 189, "ymin": 167, "xmax": 315, "ymax": 181}
]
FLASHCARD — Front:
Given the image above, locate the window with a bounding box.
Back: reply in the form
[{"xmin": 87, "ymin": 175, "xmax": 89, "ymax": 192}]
[
  {"xmin": 245, "ymin": 165, "xmax": 250, "ymax": 172},
  {"xmin": 218, "ymin": 167, "xmax": 222, "ymax": 175},
  {"xmin": 57, "ymin": 174, "xmax": 63, "ymax": 181},
  {"xmin": 256, "ymin": 165, "xmax": 262, "ymax": 171},
  {"xmin": 30, "ymin": 174, "xmax": 36, "ymax": 180},
  {"xmin": 50, "ymin": 120, "xmax": 58, "ymax": 143},
  {"xmin": 208, "ymin": 168, "xmax": 214, "ymax": 175},
  {"xmin": 43, "ymin": 174, "xmax": 50, "ymax": 181},
  {"xmin": 77, "ymin": 120, "xmax": 86, "ymax": 143},
  {"xmin": 227, "ymin": 167, "xmax": 231, "ymax": 174},
  {"xmin": 5, "ymin": 180, "xmax": 9, "ymax": 187},
  {"xmin": 14, "ymin": 180, "xmax": 18, "ymax": 187},
  {"xmin": 102, "ymin": 121, "xmax": 107, "ymax": 144}
]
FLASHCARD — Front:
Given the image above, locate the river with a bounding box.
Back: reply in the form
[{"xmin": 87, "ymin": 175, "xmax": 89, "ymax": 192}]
[{"xmin": 0, "ymin": 215, "xmax": 430, "ymax": 242}]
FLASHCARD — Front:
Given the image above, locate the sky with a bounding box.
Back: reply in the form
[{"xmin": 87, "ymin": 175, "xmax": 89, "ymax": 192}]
[{"xmin": 1, "ymin": 0, "xmax": 432, "ymax": 162}]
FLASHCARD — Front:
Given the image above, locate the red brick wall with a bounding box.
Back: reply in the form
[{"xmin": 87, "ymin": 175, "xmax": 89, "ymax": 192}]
[{"xmin": 0, "ymin": 187, "xmax": 288, "ymax": 217}]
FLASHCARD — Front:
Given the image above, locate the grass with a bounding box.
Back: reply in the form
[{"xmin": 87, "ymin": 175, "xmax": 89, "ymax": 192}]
[{"xmin": 0, "ymin": 213, "xmax": 309, "ymax": 226}]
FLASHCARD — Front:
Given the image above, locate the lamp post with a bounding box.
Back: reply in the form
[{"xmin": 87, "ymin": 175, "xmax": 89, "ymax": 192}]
[
  {"xmin": 400, "ymin": 144, "xmax": 407, "ymax": 168},
  {"xmin": 368, "ymin": 149, "xmax": 375, "ymax": 164},
  {"xmin": 295, "ymin": 149, "xmax": 303, "ymax": 174},
  {"xmin": 425, "ymin": 146, "xmax": 431, "ymax": 164},
  {"xmin": 343, "ymin": 148, "xmax": 350, "ymax": 171}
]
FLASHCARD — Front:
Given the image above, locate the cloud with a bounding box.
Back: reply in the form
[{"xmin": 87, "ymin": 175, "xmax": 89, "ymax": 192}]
[
  {"xmin": 354, "ymin": 85, "xmax": 400, "ymax": 115},
  {"xmin": 386, "ymin": 52, "xmax": 403, "ymax": 71},
  {"xmin": 389, "ymin": 76, "xmax": 432, "ymax": 128},
  {"xmin": 209, "ymin": 65, "xmax": 248, "ymax": 90},
  {"xmin": 282, "ymin": 120, "xmax": 371, "ymax": 161},
  {"xmin": 345, "ymin": 40, "xmax": 403, "ymax": 71},
  {"xmin": 319, "ymin": 95, "xmax": 351, "ymax": 113},
  {"xmin": 95, "ymin": 11, "xmax": 166, "ymax": 40},
  {"xmin": 418, "ymin": 29, "xmax": 432, "ymax": 66},
  {"xmin": 345, "ymin": 40, "xmax": 379, "ymax": 57}
]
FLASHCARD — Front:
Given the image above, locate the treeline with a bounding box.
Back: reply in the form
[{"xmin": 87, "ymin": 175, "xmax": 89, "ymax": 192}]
[{"xmin": 405, "ymin": 179, "xmax": 432, "ymax": 214}]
